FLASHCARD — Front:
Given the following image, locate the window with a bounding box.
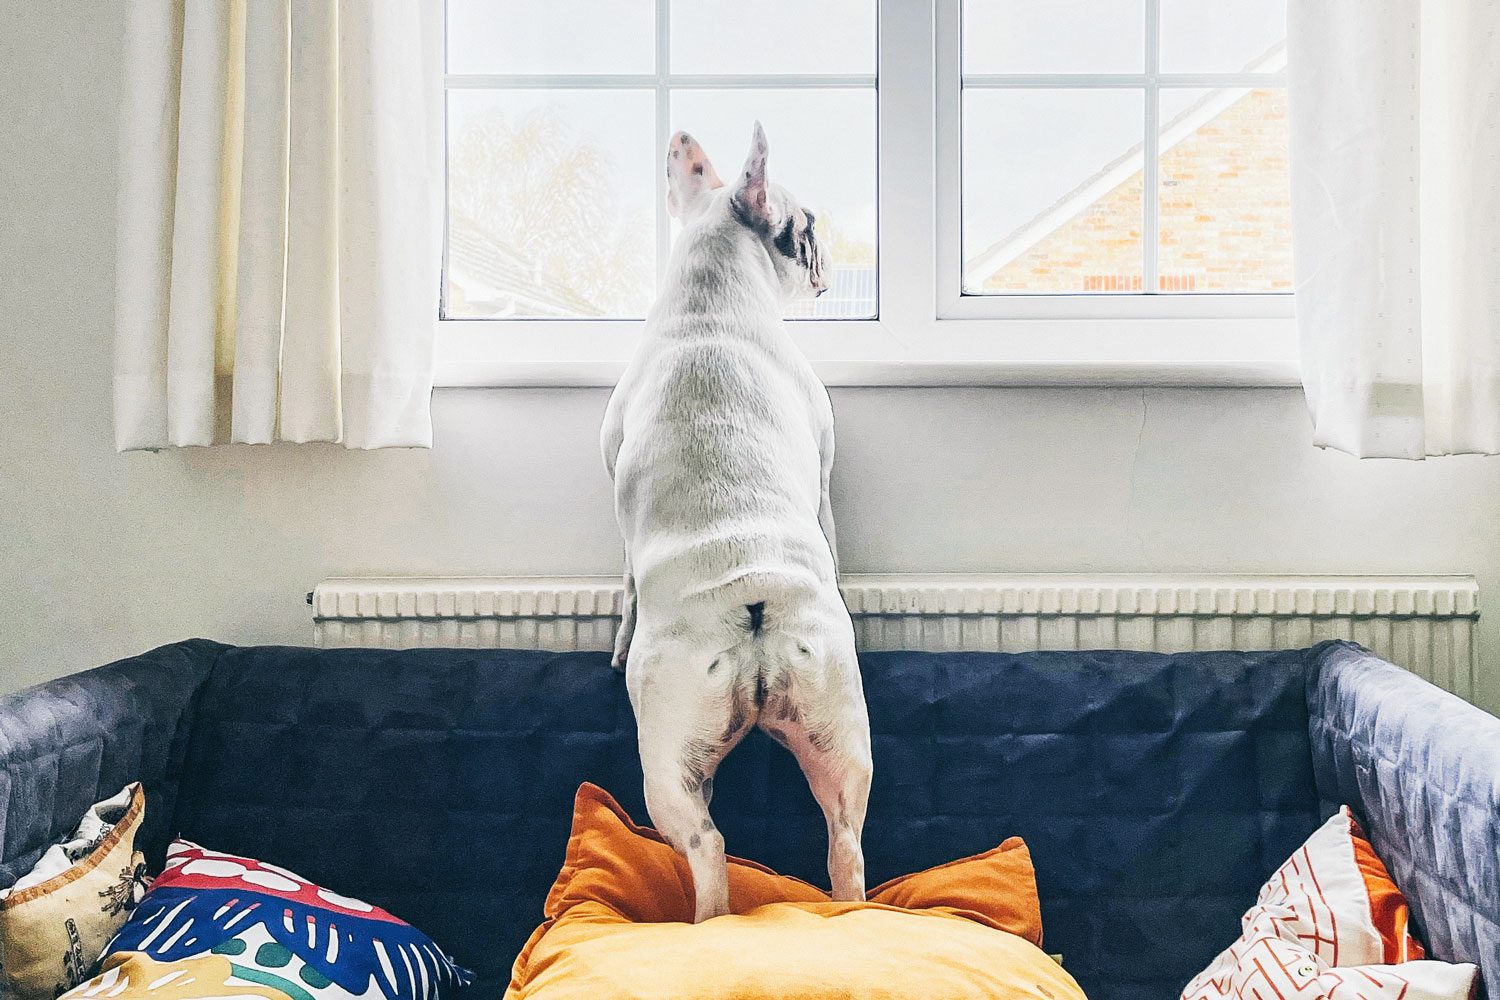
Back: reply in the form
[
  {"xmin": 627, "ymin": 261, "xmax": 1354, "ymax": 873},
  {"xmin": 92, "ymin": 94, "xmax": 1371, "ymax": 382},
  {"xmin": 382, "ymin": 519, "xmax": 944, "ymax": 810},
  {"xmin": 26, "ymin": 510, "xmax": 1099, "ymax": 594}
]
[
  {"xmin": 443, "ymin": 0, "xmax": 878, "ymax": 322},
  {"xmin": 437, "ymin": 0, "xmax": 1298, "ymax": 387},
  {"xmin": 957, "ymin": 0, "xmax": 1291, "ymax": 298}
]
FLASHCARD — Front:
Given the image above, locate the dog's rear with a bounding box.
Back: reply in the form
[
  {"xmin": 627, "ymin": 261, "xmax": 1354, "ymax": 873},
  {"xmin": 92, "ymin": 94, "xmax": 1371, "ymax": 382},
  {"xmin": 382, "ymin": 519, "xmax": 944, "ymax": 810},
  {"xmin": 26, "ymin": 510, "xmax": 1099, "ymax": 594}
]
[
  {"xmin": 601, "ymin": 125, "xmax": 871, "ymax": 922},
  {"xmin": 626, "ymin": 575, "xmax": 869, "ymax": 922}
]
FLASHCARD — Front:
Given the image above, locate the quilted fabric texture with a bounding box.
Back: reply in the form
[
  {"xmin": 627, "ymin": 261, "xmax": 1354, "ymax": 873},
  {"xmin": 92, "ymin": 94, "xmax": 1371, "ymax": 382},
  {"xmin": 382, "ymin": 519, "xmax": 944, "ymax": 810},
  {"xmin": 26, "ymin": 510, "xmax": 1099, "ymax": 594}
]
[
  {"xmin": 0, "ymin": 640, "xmax": 221, "ymax": 887},
  {"xmin": 13, "ymin": 641, "xmax": 1486, "ymax": 1000},
  {"xmin": 164, "ymin": 644, "xmax": 1325, "ymax": 1000},
  {"xmin": 1309, "ymin": 642, "xmax": 1500, "ymax": 999}
]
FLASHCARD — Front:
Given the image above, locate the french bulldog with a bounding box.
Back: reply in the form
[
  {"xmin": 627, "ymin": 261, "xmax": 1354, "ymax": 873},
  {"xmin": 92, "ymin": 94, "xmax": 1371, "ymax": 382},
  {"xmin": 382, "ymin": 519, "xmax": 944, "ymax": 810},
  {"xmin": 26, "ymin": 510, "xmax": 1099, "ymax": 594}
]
[{"xmin": 600, "ymin": 123, "xmax": 872, "ymax": 922}]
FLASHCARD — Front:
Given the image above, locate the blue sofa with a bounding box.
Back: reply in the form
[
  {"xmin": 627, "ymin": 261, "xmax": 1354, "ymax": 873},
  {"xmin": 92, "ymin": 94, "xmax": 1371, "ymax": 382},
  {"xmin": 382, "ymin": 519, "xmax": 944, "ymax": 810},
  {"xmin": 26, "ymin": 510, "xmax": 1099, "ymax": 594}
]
[{"xmin": 0, "ymin": 640, "xmax": 1494, "ymax": 1000}]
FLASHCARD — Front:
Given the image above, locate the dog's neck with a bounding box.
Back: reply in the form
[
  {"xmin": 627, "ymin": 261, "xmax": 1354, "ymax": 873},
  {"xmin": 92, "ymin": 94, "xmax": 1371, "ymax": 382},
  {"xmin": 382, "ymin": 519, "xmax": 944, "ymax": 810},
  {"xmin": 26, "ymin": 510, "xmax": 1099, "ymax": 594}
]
[{"xmin": 650, "ymin": 200, "xmax": 784, "ymax": 338}]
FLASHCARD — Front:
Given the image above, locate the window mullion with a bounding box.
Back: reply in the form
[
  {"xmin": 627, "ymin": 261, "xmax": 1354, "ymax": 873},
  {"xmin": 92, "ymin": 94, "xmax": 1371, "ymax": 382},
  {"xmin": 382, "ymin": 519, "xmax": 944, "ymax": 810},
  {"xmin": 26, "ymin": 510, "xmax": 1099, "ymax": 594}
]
[
  {"xmin": 933, "ymin": 0, "xmax": 964, "ymax": 317},
  {"xmin": 873, "ymin": 0, "xmax": 935, "ymax": 328},
  {"xmin": 1143, "ymin": 0, "xmax": 1161, "ymax": 295},
  {"xmin": 653, "ymin": 0, "xmax": 672, "ymax": 290},
  {"xmin": 959, "ymin": 73, "xmax": 1283, "ymax": 89},
  {"xmin": 664, "ymin": 74, "xmax": 876, "ymax": 89},
  {"xmin": 442, "ymin": 73, "xmax": 875, "ymax": 89}
]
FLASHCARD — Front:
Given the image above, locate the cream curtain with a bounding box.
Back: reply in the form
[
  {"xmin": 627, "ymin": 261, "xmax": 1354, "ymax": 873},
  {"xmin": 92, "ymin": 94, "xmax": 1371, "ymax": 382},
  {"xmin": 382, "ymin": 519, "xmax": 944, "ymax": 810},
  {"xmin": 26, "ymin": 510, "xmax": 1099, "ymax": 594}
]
[
  {"xmin": 114, "ymin": 0, "xmax": 443, "ymax": 450},
  {"xmin": 1289, "ymin": 0, "xmax": 1500, "ymax": 458}
]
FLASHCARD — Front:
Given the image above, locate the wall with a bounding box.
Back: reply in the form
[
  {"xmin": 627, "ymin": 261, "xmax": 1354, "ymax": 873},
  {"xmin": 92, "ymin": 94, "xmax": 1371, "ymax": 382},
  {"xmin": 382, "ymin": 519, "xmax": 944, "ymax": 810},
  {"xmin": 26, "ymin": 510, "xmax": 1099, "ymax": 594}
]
[{"xmin": 5, "ymin": 3, "xmax": 1500, "ymax": 711}]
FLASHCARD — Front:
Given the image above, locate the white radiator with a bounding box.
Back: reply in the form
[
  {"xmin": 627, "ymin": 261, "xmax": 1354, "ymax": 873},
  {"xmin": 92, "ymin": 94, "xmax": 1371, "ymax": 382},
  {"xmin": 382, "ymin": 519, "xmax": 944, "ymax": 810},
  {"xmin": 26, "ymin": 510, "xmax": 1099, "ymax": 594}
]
[{"xmin": 310, "ymin": 574, "xmax": 1479, "ymax": 701}]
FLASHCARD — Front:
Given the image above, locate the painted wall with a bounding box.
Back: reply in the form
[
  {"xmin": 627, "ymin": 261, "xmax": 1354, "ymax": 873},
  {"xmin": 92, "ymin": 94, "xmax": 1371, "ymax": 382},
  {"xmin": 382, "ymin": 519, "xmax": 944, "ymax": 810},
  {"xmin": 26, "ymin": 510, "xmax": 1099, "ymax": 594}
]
[{"xmin": 5, "ymin": 4, "xmax": 1499, "ymax": 710}]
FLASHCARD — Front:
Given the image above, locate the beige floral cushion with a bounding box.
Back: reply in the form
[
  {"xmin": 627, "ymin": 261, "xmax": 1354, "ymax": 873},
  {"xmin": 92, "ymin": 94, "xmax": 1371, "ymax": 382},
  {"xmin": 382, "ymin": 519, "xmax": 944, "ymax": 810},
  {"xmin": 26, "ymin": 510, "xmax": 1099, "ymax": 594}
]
[{"xmin": 0, "ymin": 784, "xmax": 149, "ymax": 1000}]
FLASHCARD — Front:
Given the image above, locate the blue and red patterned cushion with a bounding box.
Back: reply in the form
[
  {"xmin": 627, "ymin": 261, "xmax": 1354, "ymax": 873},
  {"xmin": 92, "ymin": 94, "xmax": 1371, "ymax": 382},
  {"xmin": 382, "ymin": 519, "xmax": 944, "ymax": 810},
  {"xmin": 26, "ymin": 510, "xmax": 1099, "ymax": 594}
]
[{"xmin": 68, "ymin": 840, "xmax": 472, "ymax": 1000}]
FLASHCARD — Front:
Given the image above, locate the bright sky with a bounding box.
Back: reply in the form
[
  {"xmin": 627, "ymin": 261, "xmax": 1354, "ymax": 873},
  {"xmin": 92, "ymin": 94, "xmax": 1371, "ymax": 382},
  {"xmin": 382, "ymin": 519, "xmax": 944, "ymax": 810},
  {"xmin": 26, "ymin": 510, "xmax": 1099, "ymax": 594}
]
[{"xmin": 446, "ymin": 0, "xmax": 1284, "ymax": 268}]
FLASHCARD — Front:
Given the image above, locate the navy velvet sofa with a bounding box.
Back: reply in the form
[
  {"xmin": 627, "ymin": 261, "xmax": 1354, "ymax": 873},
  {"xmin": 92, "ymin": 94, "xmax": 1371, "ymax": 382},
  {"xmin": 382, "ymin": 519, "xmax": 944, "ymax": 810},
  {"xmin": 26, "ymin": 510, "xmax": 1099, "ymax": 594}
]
[{"xmin": 1, "ymin": 640, "xmax": 1495, "ymax": 1000}]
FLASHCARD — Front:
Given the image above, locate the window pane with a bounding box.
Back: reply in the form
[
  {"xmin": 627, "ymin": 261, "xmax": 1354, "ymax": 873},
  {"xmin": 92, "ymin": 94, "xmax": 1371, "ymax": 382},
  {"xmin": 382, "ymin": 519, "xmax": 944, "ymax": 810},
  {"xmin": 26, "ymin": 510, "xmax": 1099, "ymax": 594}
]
[
  {"xmin": 445, "ymin": 90, "xmax": 656, "ymax": 319},
  {"xmin": 670, "ymin": 89, "xmax": 877, "ymax": 319},
  {"xmin": 1160, "ymin": 0, "xmax": 1287, "ymax": 74},
  {"xmin": 963, "ymin": 0, "xmax": 1145, "ymax": 75},
  {"xmin": 1157, "ymin": 87, "xmax": 1292, "ymax": 293},
  {"xmin": 963, "ymin": 89, "xmax": 1144, "ymax": 294},
  {"xmin": 670, "ymin": 0, "xmax": 876, "ymax": 75},
  {"xmin": 446, "ymin": 0, "xmax": 654, "ymax": 75}
]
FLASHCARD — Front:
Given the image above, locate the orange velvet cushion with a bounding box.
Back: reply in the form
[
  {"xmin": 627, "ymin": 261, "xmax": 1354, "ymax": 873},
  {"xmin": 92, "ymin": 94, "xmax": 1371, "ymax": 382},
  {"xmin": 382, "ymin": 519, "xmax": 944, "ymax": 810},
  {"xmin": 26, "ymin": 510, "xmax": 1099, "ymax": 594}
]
[
  {"xmin": 540, "ymin": 784, "xmax": 830, "ymax": 926},
  {"xmin": 1348, "ymin": 813, "xmax": 1425, "ymax": 963},
  {"xmin": 506, "ymin": 784, "xmax": 1076, "ymax": 1000}
]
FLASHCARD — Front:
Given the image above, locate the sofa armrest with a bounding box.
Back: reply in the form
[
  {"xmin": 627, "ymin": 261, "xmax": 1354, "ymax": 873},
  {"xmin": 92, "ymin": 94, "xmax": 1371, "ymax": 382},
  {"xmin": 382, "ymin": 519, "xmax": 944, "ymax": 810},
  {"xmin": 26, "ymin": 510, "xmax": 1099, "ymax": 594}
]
[
  {"xmin": 1308, "ymin": 640, "xmax": 1500, "ymax": 990},
  {"xmin": 0, "ymin": 639, "xmax": 223, "ymax": 887}
]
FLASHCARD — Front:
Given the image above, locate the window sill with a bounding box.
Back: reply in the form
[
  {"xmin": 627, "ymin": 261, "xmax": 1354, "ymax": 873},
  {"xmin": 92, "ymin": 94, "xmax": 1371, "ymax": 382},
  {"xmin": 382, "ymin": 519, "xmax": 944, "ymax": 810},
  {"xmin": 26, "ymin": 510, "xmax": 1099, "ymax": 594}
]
[
  {"xmin": 433, "ymin": 317, "xmax": 1300, "ymax": 388},
  {"xmin": 434, "ymin": 358, "xmax": 1299, "ymax": 388}
]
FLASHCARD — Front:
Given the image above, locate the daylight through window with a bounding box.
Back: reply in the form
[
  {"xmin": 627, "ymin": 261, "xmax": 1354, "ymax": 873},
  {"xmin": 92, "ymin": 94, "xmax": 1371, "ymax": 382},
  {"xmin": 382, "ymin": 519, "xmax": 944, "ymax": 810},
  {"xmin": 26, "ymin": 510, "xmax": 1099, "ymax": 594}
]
[
  {"xmin": 442, "ymin": 0, "xmax": 879, "ymax": 322},
  {"xmin": 959, "ymin": 0, "xmax": 1291, "ymax": 296}
]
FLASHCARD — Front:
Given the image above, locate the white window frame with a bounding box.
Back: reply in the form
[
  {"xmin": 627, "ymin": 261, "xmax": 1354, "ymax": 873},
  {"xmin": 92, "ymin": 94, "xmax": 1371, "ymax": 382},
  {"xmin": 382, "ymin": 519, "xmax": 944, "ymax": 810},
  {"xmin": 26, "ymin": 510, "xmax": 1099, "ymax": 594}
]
[{"xmin": 435, "ymin": 0, "xmax": 1298, "ymax": 389}]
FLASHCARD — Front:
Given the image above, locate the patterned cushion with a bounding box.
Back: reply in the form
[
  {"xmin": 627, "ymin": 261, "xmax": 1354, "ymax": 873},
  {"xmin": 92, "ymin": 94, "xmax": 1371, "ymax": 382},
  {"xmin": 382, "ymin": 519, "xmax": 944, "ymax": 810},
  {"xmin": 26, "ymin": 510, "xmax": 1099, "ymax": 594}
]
[
  {"xmin": 82, "ymin": 840, "xmax": 472, "ymax": 1000},
  {"xmin": 63, "ymin": 953, "xmax": 302, "ymax": 1000},
  {"xmin": 169, "ymin": 644, "xmax": 1324, "ymax": 1000},
  {"xmin": 1182, "ymin": 808, "xmax": 1476, "ymax": 1000},
  {"xmin": 0, "ymin": 784, "xmax": 150, "ymax": 1000}
]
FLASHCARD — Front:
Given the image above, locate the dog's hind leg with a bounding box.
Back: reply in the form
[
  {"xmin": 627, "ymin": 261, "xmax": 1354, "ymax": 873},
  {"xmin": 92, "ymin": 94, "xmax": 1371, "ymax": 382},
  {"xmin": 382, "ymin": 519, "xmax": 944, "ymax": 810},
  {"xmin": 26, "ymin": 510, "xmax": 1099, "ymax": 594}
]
[
  {"xmin": 758, "ymin": 603, "xmax": 872, "ymax": 902},
  {"xmin": 626, "ymin": 626, "xmax": 755, "ymax": 922},
  {"xmin": 612, "ymin": 551, "xmax": 636, "ymax": 672}
]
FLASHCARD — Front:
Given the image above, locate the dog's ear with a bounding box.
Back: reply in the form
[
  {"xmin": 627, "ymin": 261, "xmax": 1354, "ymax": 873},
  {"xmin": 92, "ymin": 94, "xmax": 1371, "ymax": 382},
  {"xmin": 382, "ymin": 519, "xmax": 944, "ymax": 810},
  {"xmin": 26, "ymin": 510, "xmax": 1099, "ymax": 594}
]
[
  {"xmin": 666, "ymin": 131, "xmax": 723, "ymax": 220},
  {"xmin": 729, "ymin": 121, "xmax": 778, "ymax": 232}
]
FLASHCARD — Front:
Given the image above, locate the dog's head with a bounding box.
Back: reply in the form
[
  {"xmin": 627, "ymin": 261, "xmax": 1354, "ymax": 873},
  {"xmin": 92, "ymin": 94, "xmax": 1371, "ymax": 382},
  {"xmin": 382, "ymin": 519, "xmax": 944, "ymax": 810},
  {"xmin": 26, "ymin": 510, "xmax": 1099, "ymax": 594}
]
[{"xmin": 666, "ymin": 122, "xmax": 829, "ymax": 302}]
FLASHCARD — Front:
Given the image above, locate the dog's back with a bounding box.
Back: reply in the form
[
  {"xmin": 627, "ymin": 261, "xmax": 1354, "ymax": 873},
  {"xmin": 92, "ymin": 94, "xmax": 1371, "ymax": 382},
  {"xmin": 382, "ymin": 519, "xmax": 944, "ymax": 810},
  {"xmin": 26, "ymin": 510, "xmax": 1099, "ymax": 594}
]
[{"xmin": 613, "ymin": 218, "xmax": 834, "ymax": 619}]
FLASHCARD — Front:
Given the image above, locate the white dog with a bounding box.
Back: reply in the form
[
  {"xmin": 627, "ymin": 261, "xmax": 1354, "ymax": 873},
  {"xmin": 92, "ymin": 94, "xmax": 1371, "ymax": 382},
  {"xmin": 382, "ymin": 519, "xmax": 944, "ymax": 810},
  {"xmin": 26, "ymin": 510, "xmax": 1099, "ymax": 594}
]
[{"xmin": 600, "ymin": 123, "xmax": 872, "ymax": 922}]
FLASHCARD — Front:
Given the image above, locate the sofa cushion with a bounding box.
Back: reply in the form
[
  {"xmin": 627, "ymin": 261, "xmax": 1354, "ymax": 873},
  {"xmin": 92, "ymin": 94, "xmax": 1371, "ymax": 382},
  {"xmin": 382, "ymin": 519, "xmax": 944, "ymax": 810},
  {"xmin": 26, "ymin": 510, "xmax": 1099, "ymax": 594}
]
[
  {"xmin": 1181, "ymin": 805, "xmax": 1477, "ymax": 1000},
  {"xmin": 0, "ymin": 783, "xmax": 149, "ymax": 1000},
  {"xmin": 530, "ymin": 781, "xmax": 1041, "ymax": 938},
  {"xmin": 87, "ymin": 838, "xmax": 472, "ymax": 1000},
  {"xmin": 538, "ymin": 782, "xmax": 830, "ymax": 926},
  {"xmin": 512, "ymin": 903, "xmax": 1078, "ymax": 1000},
  {"xmin": 512, "ymin": 783, "xmax": 1065, "ymax": 1000},
  {"xmin": 169, "ymin": 645, "xmax": 1323, "ymax": 1000}
]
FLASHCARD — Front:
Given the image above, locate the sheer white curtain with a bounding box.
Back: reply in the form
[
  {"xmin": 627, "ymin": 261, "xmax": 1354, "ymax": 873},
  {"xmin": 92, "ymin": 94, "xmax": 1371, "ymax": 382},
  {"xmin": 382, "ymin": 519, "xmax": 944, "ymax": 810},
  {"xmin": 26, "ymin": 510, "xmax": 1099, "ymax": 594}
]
[
  {"xmin": 1289, "ymin": 0, "xmax": 1500, "ymax": 458},
  {"xmin": 114, "ymin": 0, "xmax": 443, "ymax": 450}
]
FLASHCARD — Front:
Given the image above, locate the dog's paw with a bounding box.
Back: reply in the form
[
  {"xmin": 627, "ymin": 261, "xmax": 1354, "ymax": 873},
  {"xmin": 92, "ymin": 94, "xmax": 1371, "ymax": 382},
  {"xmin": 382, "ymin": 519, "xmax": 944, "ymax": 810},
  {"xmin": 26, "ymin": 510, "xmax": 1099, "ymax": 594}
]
[{"xmin": 610, "ymin": 651, "xmax": 627, "ymax": 673}]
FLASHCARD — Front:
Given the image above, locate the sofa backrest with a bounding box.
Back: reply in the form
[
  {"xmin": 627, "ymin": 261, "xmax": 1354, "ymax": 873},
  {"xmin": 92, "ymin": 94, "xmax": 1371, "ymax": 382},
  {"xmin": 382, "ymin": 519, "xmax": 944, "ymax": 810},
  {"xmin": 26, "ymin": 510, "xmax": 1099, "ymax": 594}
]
[
  {"xmin": 168, "ymin": 645, "xmax": 1323, "ymax": 1000},
  {"xmin": 0, "ymin": 639, "xmax": 219, "ymax": 887},
  {"xmin": 1309, "ymin": 642, "xmax": 1500, "ymax": 1000}
]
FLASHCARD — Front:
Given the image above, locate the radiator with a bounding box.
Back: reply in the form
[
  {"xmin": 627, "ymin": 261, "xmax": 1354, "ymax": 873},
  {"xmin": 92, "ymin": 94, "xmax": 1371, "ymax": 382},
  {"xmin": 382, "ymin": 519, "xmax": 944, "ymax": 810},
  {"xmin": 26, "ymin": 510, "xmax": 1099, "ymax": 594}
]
[{"xmin": 310, "ymin": 574, "xmax": 1480, "ymax": 701}]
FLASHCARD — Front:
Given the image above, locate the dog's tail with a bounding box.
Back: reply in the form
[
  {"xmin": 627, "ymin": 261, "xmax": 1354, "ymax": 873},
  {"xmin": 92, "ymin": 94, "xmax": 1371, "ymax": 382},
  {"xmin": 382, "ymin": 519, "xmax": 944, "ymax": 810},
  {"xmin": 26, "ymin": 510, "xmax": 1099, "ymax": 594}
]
[{"xmin": 748, "ymin": 591, "xmax": 854, "ymax": 700}]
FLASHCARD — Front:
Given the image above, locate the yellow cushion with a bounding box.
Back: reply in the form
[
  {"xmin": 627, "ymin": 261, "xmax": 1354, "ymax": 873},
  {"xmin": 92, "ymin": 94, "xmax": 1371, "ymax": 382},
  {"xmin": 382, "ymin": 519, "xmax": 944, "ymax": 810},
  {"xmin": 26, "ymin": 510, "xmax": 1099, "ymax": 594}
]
[
  {"xmin": 61, "ymin": 953, "xmax": 294, "ymax": 1000},
  {"xmin": 507, "ymin": 784, "xmax": 1084, "ymax": 1000}
]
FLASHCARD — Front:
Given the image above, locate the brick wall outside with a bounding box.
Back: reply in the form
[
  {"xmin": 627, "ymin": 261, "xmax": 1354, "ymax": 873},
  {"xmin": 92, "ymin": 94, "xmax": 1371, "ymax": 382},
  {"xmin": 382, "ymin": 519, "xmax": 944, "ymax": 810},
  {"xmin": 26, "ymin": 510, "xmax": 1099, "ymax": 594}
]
[{"xmin": 979, "ymin": 88, "xmax": 1293, "ymax": 294}]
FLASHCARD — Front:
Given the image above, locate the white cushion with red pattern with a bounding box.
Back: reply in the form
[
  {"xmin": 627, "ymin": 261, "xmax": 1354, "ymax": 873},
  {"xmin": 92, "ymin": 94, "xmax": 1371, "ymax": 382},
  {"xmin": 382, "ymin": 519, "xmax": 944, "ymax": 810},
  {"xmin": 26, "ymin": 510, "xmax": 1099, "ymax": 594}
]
[{"xmin": 1182, "ymin": 807, "xmax": 1477, "ymax": 1000}]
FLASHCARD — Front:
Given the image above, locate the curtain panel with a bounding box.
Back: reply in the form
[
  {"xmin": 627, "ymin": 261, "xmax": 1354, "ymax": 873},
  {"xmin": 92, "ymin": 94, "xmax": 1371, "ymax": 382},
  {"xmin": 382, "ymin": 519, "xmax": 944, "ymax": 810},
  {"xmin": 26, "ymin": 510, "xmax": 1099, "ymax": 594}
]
[
  {"xmin": 1289, "ymin": 0, "xmax": 1500, "ymax": 458},
  {"xmin": 114, "ymin": 0, "xmax": 443, "ymax": 450}
]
